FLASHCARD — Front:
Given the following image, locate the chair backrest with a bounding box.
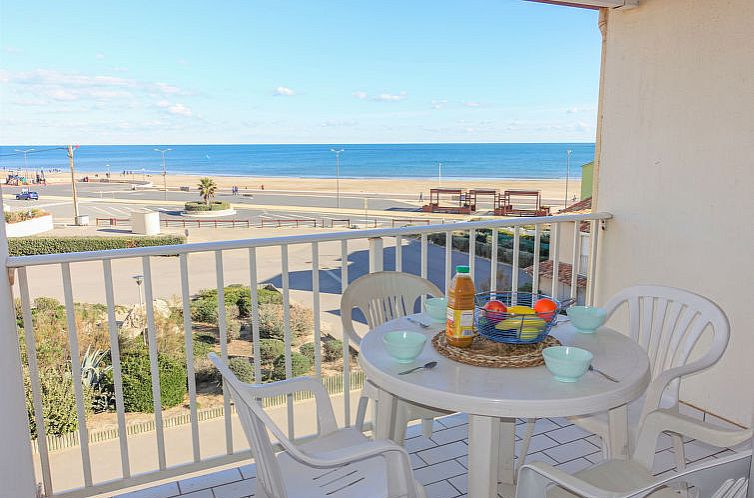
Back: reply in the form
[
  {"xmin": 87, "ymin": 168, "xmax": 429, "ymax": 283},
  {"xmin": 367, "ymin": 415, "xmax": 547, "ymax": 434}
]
[
  {"xmin": 340, "ymin": 271, "xmax": 443, "ymax": 345},
  {"xmin": 603, "ymin": 285, "xmax": 730, "ymax": 404},
  {"xmin": 209, "ymin": 354, "xmax": 288, "ymax": 498}
]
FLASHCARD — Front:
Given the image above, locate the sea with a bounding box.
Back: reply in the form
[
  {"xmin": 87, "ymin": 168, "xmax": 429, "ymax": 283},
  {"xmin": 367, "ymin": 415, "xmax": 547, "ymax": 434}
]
[{"xmin": 0, "ymin": 143, "xmax": 594, "ymax": 180}]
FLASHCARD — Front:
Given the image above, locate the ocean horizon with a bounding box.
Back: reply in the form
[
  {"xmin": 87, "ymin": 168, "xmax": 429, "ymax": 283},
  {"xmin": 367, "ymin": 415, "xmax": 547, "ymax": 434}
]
[{"xmin": 0, "ymin": 143, "xmax": 593, "ymax": 180}]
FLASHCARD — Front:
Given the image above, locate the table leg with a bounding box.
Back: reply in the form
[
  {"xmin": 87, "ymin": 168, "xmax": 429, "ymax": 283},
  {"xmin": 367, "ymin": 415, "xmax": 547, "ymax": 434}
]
[
  {"xmin": 607, "ymin": 404, "xmax": 630, "ymax": 459},
  {"xmin": 374, "ymin": 389, "xmax": 397, "ymax": 441},
  {"xmin": 498, "ymin": 417, "xmax": 516, "ymax": 487},
  {"xmin": 468, "ymin": 415, "xmax": 501, "ymax": 498}
]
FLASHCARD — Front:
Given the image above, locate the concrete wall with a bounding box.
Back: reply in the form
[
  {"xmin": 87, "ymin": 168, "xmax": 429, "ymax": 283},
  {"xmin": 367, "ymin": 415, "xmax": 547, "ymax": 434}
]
[
  {"xmin": 594, "ymin": 0, "xmax": 754, "ymax": 425},
  {"xmin": 5, "ymin": 214, "xmax": 54, "ymax": 237}
]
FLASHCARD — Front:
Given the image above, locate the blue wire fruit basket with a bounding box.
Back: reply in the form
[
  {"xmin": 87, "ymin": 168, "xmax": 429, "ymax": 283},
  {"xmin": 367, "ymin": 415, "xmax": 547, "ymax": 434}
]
[{"xmin": 474, "ymin": 292, "xmax": 570, "ymax": 345}]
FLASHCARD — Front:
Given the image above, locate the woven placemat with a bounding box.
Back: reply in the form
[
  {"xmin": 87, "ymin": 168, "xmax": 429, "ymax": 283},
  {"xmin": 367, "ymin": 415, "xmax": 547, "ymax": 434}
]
[{"xmin": 432, "ymin": 332, "xmax": 560, "ymax": 368}]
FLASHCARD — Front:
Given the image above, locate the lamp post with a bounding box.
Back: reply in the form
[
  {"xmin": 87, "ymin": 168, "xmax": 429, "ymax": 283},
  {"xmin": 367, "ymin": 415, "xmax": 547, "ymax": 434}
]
[
  {"xmin": 67, "ymin": 145, "xmax": 82, "ymax": 224},
  {"xmin": 330, "ymin": 148, "xmax": 344, "ymax": 208},
  {"xmin": 154, "ymin": 148, "xmax": 171, "ymax": 200},
  {"xmin": 132, "ymin": 274, "xmax": 145, "ymax": 343},
  {"xmin": 438, "ymin": 162, "xmax": 443, "ymax": 187},
  {"xmin": 564, "ymin": 149, "xmax": 572, "ymax": 209},
  {"xmin": 15, "ymin": 148, "xmax": 34, "ymax": 181},
  {"xmin": 105, "ymin": 164, "xmax": 111, "ymax": 183}
]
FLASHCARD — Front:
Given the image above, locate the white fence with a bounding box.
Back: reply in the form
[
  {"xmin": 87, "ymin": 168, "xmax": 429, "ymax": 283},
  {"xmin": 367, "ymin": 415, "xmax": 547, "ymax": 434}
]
[{"xmin": 6, "ymin": 212, "xmax": 610, "ymax": 498}]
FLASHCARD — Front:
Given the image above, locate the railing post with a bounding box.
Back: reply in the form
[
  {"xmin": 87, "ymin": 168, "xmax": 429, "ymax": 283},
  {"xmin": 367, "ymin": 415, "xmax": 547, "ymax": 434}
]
[
  {"xmin": 368, "ymin": 237, "xmax": 384, "ymax": 272},
  {"xmin": 0, "ymin": 192, "xmax": 38, "ymax": 497}
]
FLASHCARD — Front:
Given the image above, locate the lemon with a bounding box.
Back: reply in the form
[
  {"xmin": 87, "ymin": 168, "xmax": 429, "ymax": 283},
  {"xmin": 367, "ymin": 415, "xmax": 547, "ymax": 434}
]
[
  {"xmin": 495, "ymin": 316, "xmax": 546, "ymax": 339},
  {"xmin": 507, "ymin": 305, "xmax": 536, "ymax": 315}
]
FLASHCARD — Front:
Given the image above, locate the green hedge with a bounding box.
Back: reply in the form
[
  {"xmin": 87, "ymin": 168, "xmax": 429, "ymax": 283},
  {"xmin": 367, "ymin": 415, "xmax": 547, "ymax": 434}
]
[
  {"xmin": 9, "ymin": 235, "xmax": 186, "ymax": 257},
  {"xmin": 119, "ymin": 353, "xmax": 187, "ymax": 412},
  {"xmin": 184, "ymin": 201, "xmax": 230, "ymax": 212},
  {"xmin": 271, "ymin": 352, "xmax": 311, "ymax": 381}
]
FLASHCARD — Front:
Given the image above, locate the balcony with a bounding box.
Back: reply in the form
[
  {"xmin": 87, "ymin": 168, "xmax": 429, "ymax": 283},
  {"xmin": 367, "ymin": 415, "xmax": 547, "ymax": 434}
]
[{"xmin": 3, "ymin": 213, "xmax": 620, "ymax": 497}]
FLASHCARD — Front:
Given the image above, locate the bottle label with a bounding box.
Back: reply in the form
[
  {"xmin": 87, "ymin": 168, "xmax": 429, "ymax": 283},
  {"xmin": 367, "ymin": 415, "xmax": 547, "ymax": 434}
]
[{"xmin": 446, "ymin": 308, "xmax": 475, "ymax": 338}]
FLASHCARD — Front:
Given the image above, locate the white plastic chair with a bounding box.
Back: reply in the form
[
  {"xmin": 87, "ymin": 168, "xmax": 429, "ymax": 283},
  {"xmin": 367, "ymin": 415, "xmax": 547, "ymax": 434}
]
[
  {"xmin": 341, "ymin": 271, "xmax": 451, "ymax": 443},
  {"xmin": 570, "ymin": 285, "xmax": 730, "ymax": 465},
  {"xmin": 209, "ymin": 353, "xmax": 426, "ymax": 498},
  {"xmin": 516, "ymin": 409, "xmax": 752, "ymax": 498}
]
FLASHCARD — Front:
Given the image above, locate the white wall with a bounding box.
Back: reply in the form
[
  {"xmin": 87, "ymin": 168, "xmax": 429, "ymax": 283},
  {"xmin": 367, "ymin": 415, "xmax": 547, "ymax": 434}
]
[
  {"xmin": 594, "ymin": 0, "xmax": 754, "ymax": 425},
  {"xmin": 5, "ymin": 214, "xmax": 54, "ymax": 237}
]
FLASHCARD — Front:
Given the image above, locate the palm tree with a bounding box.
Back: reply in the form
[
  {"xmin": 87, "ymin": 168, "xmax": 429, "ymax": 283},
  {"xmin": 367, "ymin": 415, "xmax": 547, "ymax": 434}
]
[{"xmin": 197, "ymin": 177, "xmax": 218, "ymax": 206}]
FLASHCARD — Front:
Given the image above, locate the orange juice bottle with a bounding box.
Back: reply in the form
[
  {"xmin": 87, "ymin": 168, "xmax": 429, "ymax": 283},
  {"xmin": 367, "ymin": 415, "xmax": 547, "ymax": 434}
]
[{"xmin": 446, "ymin": 265, "xmax": 476, "ymax": 348}]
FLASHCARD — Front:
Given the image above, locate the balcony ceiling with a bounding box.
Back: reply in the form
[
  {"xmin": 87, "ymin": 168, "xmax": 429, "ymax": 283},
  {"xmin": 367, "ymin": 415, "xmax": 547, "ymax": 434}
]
[{"xmin": 525, "ymin": 0, "xmax": 639, "ymax": 9}]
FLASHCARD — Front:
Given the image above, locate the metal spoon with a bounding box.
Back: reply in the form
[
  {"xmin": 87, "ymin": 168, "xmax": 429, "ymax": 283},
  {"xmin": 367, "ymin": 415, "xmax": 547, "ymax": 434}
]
[
  {"xmin": 406, "ymin": 316, "xmax": 431, "ymax": 329},
  {"xmin": 589, "ymin": 365, "xmax": 619, "ymax": 383},
  {"xmin": 398, "ymin": 361, "xmax": 438, "ymax": 375}
]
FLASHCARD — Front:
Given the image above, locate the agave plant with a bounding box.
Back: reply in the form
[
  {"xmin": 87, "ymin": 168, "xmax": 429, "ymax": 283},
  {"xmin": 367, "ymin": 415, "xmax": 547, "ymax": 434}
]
[{"xmin": 80, "ymin": 347, "xmax": 112, "ymax": 391}]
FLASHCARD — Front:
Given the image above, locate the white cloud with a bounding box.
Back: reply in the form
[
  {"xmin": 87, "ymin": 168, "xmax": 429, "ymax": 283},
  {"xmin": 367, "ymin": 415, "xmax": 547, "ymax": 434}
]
[
  {"xmin": 321, "ymin": 119, "xmax": 358, "ymax": 128},
  {"xmin": 353, "ymin": 91, "xmax": 368, "ymax": 100},
  {"xmin": 274, "ymin": 86, "xmax": 296, "ymax": 96},
  {"xmin": 156, "ymin": 100, "xmax": 170, "ymax": 108},
  {"xmin": 112, "ymin": 66, "xmax": 129, "ymax": 73},
  {"xmin": 167, "ymin": 103, "xmax": 192, "ymax": 116},
  {"xmin": 565, "ymin": 106, "xmax": 595, "ymax": 114},
  {"xmin": 373, "ymin": 91, "xmax": 407, "ymax": 102},
  {"xmin": 463, "ymin": 101, "xmax": 482, "ymax": 107},
  {"xmin": 431, "ymin": 99, "xmax": 448, "ymax": 109},
  {"xmin": 96, "ymin": 52, "xmax": 105, "ymax": 60},
  {"xmin": 3, "ymin": 46, "xmax": 22, "ymax": 54}
]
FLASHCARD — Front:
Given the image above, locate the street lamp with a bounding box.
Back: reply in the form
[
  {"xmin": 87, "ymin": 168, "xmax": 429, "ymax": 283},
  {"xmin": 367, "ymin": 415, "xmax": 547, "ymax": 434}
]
[
  {"xmin": 15, "ymin": 148, "xmax": 34, "ymax": 181},
  {"xmin": 132, "ymin": 274, "xmax": 146, "ymax": 344},
  {"xmin": 154, "ymin": 148, "xmax": 171, "ymax": 200},
  {"xmin": 105, "ymin": 164, "xmax": 111, "ymax": 182},
  {"xmin": 564, "ymin": 149, "xmax": 572, "ymax": 209},
  {"xmin": 438, "ymin": 162, "xmax": 443, "ymax": 187},
  {"xmin": 330, "ymin": 148, "xmax": 344, "ymax": 208}
]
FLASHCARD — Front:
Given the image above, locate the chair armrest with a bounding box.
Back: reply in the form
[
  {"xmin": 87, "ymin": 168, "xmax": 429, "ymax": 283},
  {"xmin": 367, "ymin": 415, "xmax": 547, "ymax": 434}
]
[
  {"xmin": 634, "ymin": 409, "xmax": 752, "ymax": 469},
  {"xmin": 517, "ymin": 461, "xmax": 709, "ymax": 498},
  {"xmin": 516, "ymin": 462, "xmax": 623, "ymax": 498},
  {"xmin": 642, "ymin": 360, "xmax": 717, "ymax": 420},
  {"xmin": 301, "ymin": 439, "xmax": 411, "ymax": 468}
]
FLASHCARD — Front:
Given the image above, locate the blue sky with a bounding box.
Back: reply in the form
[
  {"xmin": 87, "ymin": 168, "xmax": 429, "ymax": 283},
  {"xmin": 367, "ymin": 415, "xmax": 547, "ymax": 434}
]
[{"xmin": 0, "ymin": 1, "xmax": 601, "ymax": 144}]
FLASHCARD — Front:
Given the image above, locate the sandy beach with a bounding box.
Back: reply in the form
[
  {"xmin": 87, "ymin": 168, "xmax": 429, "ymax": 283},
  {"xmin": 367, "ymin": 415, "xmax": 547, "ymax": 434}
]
[{"xmin": 42, "ymin": 171, "xmax": 581, "ymax": 205}]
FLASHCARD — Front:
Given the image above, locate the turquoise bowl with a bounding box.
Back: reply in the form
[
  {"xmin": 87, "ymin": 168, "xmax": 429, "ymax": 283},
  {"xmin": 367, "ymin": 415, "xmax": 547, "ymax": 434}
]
[
  {"xmin": 542, "ymin": 346, "xmax": 593, "ymax": 382},
  {"xmin": 383, "ymin": 330, "xmax": 427, "ymax": 364},
  {"xmin": 424, "ymin": 297, "xmax": 448, "ymax": 322},
  {"xmin": 566, "ymin": 306, "xmax": 607, "ymax": 333}
]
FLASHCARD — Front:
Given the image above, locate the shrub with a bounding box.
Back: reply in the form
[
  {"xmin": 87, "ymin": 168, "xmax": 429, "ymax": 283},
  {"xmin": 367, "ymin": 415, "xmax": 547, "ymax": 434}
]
[
  {"xmin": 8, "ymin": 235, "xmax": 186, "ymax": 257},
  {"xmin": 183, "ymin": 200, "xmax": 230, "ymax": 212},
  {"xmin": 227, "ymin": 357, "xmax": 254, "ymax": 384},
  {"xmin": 119, "ymin": 352, "xmax": 187, "ymax": 412},
  {"xmin": 258, "ymin": 303, "xmax": 313, "ymax": 341},
  {"xmin": 25, "ymin": 366, "xmax": 90, "ymax": 438},
  {"xmin": 190, "ymin": 285, "xmax": 281, "ymax": 324},
  {"xmin": 323, "ymin": 339, "xmax": 343, "ymax": 362},
  {"xmin": 259, "ymin": 338, "xmax": 285, "ymax": 364},
  {"xmin": 271, "ymin": 352, "xmax": 311, "ymax": 381},
  {"xmin": 4, "ymin": 208, "xmax": 48, "ymax": 224},
  {"xmin": 298, "ymin": 342, "xmax": 318, "ymax": 363},
  {"xmin": 226, "ymin": 318, "xmax": 241, "ymax": 342}
]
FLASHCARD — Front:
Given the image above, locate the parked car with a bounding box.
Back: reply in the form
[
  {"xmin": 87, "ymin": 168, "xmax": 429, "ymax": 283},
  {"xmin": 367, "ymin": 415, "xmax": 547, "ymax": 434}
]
[{"xmin": 16, "ymin": 191, "xmax": 39, "ymax": 200}]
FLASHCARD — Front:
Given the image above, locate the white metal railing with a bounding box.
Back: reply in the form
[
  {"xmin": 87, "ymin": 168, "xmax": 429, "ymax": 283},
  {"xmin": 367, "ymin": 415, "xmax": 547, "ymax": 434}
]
[{"xmin": 5, "ymin": 212, "xmax": 610, "ymax": 498}]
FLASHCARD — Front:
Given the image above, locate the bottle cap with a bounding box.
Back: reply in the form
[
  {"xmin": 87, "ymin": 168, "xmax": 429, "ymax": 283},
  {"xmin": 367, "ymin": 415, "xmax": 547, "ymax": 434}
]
[{"xmin": 456, "ymin": 265, "xmax": 470, "ymax": 273}]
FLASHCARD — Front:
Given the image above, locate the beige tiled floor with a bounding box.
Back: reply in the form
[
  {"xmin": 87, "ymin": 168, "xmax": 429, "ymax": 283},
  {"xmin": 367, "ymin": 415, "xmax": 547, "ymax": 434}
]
[{"xmin": 113, "ymin": 411, "xmax": 735, "ymax": 498}]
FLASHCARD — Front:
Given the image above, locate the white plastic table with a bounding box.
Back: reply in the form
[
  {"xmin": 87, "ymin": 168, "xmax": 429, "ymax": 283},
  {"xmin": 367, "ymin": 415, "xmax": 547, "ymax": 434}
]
[{"xmin": 358, "ymin": 314, "xmax": 651, "ymax": 498}]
